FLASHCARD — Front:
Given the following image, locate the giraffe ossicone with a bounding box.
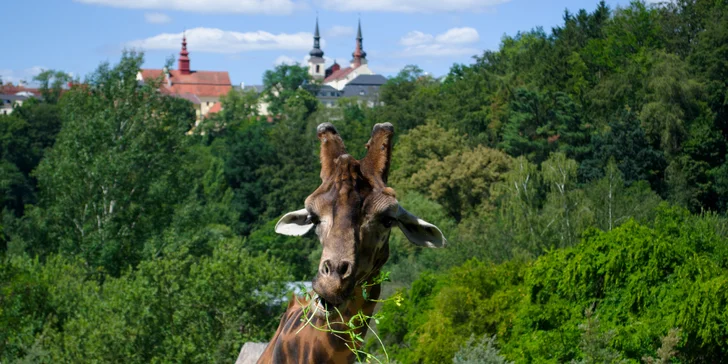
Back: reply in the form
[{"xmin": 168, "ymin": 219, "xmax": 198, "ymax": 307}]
[{"xmin": 258, "ymin": 122, "xmax": 446, "ymax": 364}]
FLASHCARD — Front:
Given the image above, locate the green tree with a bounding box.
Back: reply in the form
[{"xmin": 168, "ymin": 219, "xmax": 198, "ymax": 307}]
[
  {"xmin": 391, "ymin": 122, "xmax": 466, "ymax": 189},
  {"xmin": 257, "ymin": 94, "xmax": 320, "ymax": 221},
  {"xmin": 375, "ymin": 65, "xmax": 442, "ymax": 132},
  {"xmin": 330, "ymin": 98, "xmax": 372, "ymax": 159},
  {"xmin": 586, "ymin": 159, "xmax": 661, "ymax": 232},
  {"xmin": 541, "ymin": 152, "xmax": 592, "ymax": 248},
  {"xmin": 579, "ymin": 109, "xmax": 666, "ymax": 189},
  {"xmin": 262, "ymin": 64, "xmax": 312, "ymax": 116},
  {"xmin": 438, "ymin": 63, "xmax": 505, "ymax": 146},
  {"xmin": 245, "ymin": 218, "xmax": 318, "ymax": 280},
  {"xmin": 0, "ymin": 99, "xmax": 62, "ymax": 217},
  {"xmin": 17, "ymin": 51, "xmax": 196, "ymax": 275},
  {"xmin": 500, "ymin": 89, "xmax": 587, "ymax": 164},
  {"xmin": 221, "ymin": 120, "xmax": 276, "ymax": 235},
  {"xmin": 214, "ymin": 89, "xmax": 259, "ymax": 127},
  {"xmin": 407, "ymin": 145, "xmax": 511, "ymax": 221},
  {"xmin": 0, "ymin": 241, "xmax": 291, "ymax": 363},
  {"xmin": 453, "ymin": 335, "xmax": 513, "ymax": 364},
  {"xmin": 33, "ymin": 70, "xmax": 73, "ymax": 104},
  {"xmin": 640, "ymin": 51, "xmax": 705, "ymax": 156},
  {"xmin": 485, "ymin": 156, "xmax": 546, "ymax": 258},
  {"xmin": 378, "ymin": 206, "xmax": 728, "ymax": 363}
]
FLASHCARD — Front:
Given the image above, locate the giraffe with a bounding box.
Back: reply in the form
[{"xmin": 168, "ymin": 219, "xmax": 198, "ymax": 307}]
[{"xmin": 257, "ymin": 122, "xmax": 447, "ymax": 363}]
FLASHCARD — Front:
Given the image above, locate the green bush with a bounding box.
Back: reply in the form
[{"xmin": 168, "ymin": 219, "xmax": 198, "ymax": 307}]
[
  {"xmin": 377, "ymin": 205, "xmax": 728, "ymax": 363},
  {"xmin": 0, "ymin": 240, "xmax": 290, "ymax": 363},
  {"xmin": 453, "ymin": 335, "xmax": 512, "ymax": 364}
]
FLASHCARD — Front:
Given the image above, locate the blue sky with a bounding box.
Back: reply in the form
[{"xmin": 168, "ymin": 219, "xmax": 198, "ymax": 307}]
[{"xmin": 2, "ymin": 0, "xmax": 639, "ymax": 87}]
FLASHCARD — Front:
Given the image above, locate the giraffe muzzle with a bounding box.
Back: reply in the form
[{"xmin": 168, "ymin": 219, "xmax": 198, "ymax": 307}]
[{"xmin": 312, "ymin": 258, "xmax": 356, "ymax": 306}]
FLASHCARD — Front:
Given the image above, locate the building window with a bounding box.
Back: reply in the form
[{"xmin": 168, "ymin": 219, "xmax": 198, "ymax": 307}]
[
  {"xmin": 359, "ymin": 90, "xmax": 365, "ymax": 96},
  {"xmin": 316, "ymin": 65, "xmax": 321, "ymax": 73}
]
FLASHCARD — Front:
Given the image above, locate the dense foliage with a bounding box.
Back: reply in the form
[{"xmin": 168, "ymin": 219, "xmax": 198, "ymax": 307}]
[
  {"xmin": 376, "ymin": 207, "xmax": 728, "ymax": 362},
  {"xmin": 2, "ymin": 0, "xmax": 728, "ymax": 362}
]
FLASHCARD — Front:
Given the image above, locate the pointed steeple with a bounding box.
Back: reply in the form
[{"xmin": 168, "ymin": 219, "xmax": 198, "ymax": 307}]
[
  {"xmin": 357, "ymin": 18, "xmax": 362, "ymax": 41},
  {"xmin": 309, "ymin": 17, "xmax": 324, "ymax": 58},
  {"xmin": 178, "ymin": 32, "xmax": 191, "ymax": 75},
  {"xmin": 351, "ymin": 18, "xmax": 367, "ymax": 67}
]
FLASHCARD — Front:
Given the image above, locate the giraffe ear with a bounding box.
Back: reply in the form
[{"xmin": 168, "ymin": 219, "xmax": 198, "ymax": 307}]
[
  {"xmin": 275, "ymin": 209, "xmax": 314, "ymax": 236},
  {"xmin": 395, "ymin": 206, "xmax": 447, "ymax": 248}
]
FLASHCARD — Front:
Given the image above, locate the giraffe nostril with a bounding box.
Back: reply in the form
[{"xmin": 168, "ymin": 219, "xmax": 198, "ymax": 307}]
[
  {"xmin": 321, "ymin": 260, "xmax": 331, "ymax": 276},
  {"xmin": 338, "ymin": 261, "xmax": 352, "ymax": 278}
]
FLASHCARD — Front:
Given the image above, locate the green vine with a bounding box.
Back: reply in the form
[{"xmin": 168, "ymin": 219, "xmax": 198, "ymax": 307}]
[{"xmin": 295, "ymin": 271, "xmax": 401, "ymax": 363}]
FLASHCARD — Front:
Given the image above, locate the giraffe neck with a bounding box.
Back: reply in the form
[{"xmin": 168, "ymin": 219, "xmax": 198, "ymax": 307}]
[{"xmin": 258, "ymin": 282, "xmax": 382, "ymax": 364}]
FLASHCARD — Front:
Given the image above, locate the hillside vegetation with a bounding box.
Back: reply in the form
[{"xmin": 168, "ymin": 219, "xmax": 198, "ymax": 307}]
[{"xmin": 1, "ymin": 0, "xmax": 727, "ymax": 362}]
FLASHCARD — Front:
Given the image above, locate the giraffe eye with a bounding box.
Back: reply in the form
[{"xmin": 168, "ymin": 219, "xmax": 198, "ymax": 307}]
[{"xmin": 305, "ymin": 214, "xmax": 320, "ymax": 225}]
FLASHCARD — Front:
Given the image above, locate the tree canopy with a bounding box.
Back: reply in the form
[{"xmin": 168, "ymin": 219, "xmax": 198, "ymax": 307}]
[{"xmin": 2, "ymin": 1, "xmax": 728, "ymax": 362}]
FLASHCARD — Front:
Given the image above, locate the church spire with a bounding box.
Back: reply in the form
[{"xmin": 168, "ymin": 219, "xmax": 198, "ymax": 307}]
[
  {"xmin": 351, "ymin": 18, "xmax": 367, "ymax": 67},
  {"xmin": 357, "ymin": 18, "xmax": 362, "ymax": 42},
  {"xmin": 178, "ymin": 32, "xmax": 191, "ymax": 75},
  {"xmin": 308, "ymin": 16, "xmax": 325, "ymax": 80},
  {"xmin": 309, "ymin": 16, "xmax": 324, "ymax": 58}
]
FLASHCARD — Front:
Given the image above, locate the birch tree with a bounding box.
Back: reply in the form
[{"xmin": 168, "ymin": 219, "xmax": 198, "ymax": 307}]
[{"xmin": 28, "ymin": 51, "xmax": 196, "ymax": 275}]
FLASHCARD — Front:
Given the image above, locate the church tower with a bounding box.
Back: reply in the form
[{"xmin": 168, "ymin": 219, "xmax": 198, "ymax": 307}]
[
  {"xmin": 308, "ymin": 17, "xmax": 325, "ymax": 80},
  {"xmin": 178, "ymin": 33, "xmax": 191, "ymax": 75},
  {"xmin": 351, "ymin": 19, "xmax": 367, "ymax": 68}
]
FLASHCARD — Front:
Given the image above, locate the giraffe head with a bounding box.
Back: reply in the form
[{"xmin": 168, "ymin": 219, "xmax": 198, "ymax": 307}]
[{"xmin": 275, "ymin": 122, "xmax": 446, "ymax": 311}]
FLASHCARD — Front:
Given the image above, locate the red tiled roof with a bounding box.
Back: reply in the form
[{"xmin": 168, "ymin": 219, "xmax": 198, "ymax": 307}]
[
  {"xmin": 324, "ymin": 66, "xmax": 358, "ymax": 83},
  {"xmin": 140, "ymin": 69, "xmax": 232, "ymax": 98},
  {"xmin": 0, "ymin": 84, "xmax": 41, "ymax": 96},
  {"xmin": 172, "ymin": 92, "xmax": 202, "ymax": 104},
  {"xmin": 206, "ymin": 102, "xmax": 222, "ymax": 115}
]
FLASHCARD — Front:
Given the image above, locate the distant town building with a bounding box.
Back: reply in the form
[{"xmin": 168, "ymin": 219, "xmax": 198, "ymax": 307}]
[
  {"xmin": 340, "ymin": 74, "xmax": 387, "ymax": 107},
  {"xmin": 306, "ymin": 18, "xmax": 387, "ymax": 108},
  {"xmin": 314, "ymin": 84, "xmax": 342, "ymax": 108},
  {"xmin": 0, "ymin": 84, "xmax": 43, "ymax": 115},
  {"xmin": 307, "ymin": 17, "xmax": 326, "ymax": 81},
  {"xmin": 136, "ymin": 34, "xmax": 232, "ymax": 124},
  {"xmin": 233, "ymin": 18, "xmax": 388, "ymax": 117},
  {"xmin": 318, "ymin": 19, "xmax": 376, "ymax": 91},
  {"xmin": 0, "ymin": 93, "xmax": 31, "ymax": 115}
]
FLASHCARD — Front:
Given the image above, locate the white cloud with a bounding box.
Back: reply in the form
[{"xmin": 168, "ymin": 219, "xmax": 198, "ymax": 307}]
[
  {"xmin": 144, "ymin": 12, "xmax": 171, "ymax": 24},
  {"xmin": 26, "ymin": 66, "xmax": 46, "ymax": 77},
  {"xmin": 398, "ymin": 27, "xmax": 479, "ymax": 57},
  {"xmin": 127, "ymin": 27, "xmax": 314, "ymax": 54},
  {"xmin": 316, "ymin": 0, "xmax": 509, "ymax": 13},
  {"xmin": 325, "ymin": 25, "xmax": 355, "ymax": 38},
  {"xmin": 400, "ymin": 31, "xmax": 434, "ymax": 46},
  {"xmin": 274, "ymin": 55, "xmax": 299, "ymax": 66},
  {"xmin": 74, "ymin": 0, "xmax": 302, "ymax": 15},
  {"xmin": 435, "ymin": 27, "xmax": 479, "ymax": 44},
  {"xmin": 0, "ymin": 66, "xmax": 47, "ymax": 85}
]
